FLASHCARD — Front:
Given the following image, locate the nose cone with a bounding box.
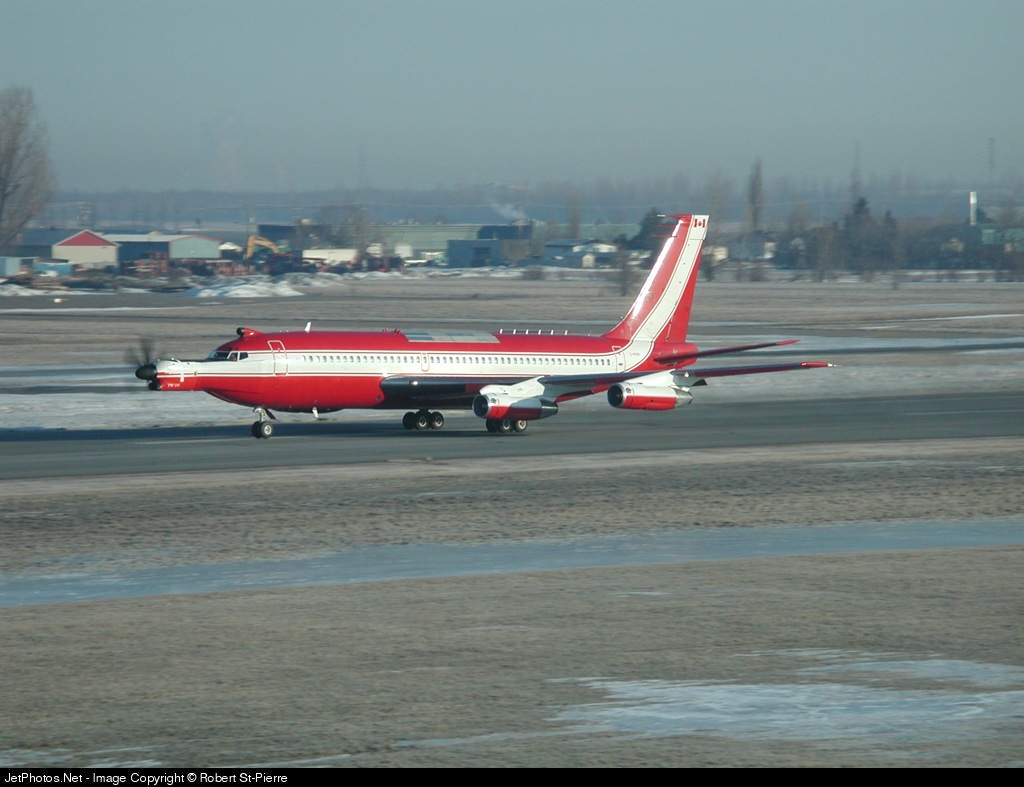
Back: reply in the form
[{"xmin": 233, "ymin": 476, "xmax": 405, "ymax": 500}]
[{"xmin": 135, "ymin": 363, "xmax": 157, "ymax": 381}]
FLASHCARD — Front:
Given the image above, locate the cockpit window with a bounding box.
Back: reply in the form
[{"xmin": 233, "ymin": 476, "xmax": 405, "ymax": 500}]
[{"xmin": 208, "ymin": 350, "xmax": 248, "ymax": 361}]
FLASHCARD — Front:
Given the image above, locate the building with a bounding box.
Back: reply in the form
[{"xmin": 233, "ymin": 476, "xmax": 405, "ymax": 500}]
[
  {"xmin": 446, "ymin": 238, "xmax": 506, "ymax": 268},
  {"xmin": 258, "ymin": 222, "xmax": 482, "ymax": 262},
  {"xmin": 981, "ymin": 226, "xmax": 1024, "ymax": 254},
  {"xmin": 18, "ymin": 228, "xmax": 224, "ymax": 274},
  {"xmin": 52, "ymin": 230, "xmax": 119, "ymax": 270},
  {"xmin": 542, "ymin": 239, "xmax": 619, "ymax": 268},
  {"xmin": 15, "ymin": 229, "xmax": 78, "ymax": 258},
  {"xmin": 302, "ymin": 248, "xmax": 360, "ymax": 268},
  {"xmin": 101, "ymin": 233, "xmax": 222, "ymax": 264},
  {"xmin": 1, "ymin": 256, "xmax": 35, "ymax": 276}
]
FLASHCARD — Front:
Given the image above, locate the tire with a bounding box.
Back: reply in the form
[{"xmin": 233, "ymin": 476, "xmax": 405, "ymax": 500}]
[
  {"xmin": 429, "ymin": 411, "xmax": 445, "ymax": 430},
  {"xmin": 414, "ymin": 412, "xmax": 430, "ymax": 430},
  {"xmin": 402, "ymin": 412, "xmax": 416, "ymax": 430},
  {"xmin": 512, "ymin": 419, "xmax": 528, "ymax": 433},
  {"xmin": 498, "ymin": 418, "xmax": 514, "ymax": 434},
  {"xmin": 258, "ymin": 421, "xmax": 274, "ymax": 439},
  {"xmin": 485, "ymin": 418, "xmax": 499, "ymax": 433}
]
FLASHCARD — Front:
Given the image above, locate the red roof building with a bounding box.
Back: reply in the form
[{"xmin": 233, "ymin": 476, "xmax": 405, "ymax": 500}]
[{"xmin": 52, "ymin": 231, "xmax": 119, "ymax": 269}]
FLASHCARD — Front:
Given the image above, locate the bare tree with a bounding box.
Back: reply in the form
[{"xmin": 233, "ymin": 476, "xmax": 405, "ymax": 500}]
[
  {"xmin": 997, "ymin": 199, "xmax": 1020, "ymax": 230},
  {"xmin": 0, "ymin": 87, "xmax": 56, "ymax": 252},
  {"xmin": 811, "ymin": 223, "xmax": 840, "ymax": 282},
  {"xmin": 566, "ymin": 187, "xmax": 581, "ymax": 241},
  {"xmin": 747, "ymin": 157, "xmax": 763, "ymax": 233},
  {"xmin": 702, "ymin": 170, "xmax": 734, "ymax": 243}
]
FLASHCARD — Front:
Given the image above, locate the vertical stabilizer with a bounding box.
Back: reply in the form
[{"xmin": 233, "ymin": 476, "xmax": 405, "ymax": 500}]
[{"xmin": 603, "ymin": 214, "xmax": 707, "ymax": 343}]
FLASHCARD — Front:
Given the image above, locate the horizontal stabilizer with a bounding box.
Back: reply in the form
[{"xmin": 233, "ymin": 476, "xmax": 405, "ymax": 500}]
[
  {"xmin": 655, "ymin": 339, "xmax": 799, "ymax": 366},
  {"xmin": 676, "ymin": 361, "xmax": 835, "ymax": 381}
]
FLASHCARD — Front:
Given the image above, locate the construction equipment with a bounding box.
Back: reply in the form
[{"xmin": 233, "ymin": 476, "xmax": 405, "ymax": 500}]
[{"xmin": 244, "ymin": 235, "xmax": 281, "ymax": 260}]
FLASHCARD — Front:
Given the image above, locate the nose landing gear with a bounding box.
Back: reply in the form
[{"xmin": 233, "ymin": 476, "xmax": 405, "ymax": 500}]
[{"xmin": 251, "ymin": 407, "xmax": 276, "ymax": 439}]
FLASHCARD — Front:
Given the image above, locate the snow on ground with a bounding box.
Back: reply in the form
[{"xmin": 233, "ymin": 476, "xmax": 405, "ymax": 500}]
[
  {"xmin": 0, "ymin": 284, "xmax": 90, "ymax": 298},
  {"xmin": 185, "ymin": 278, "xmax": 305, "ymax": 298},
  {"xmin": 1, "ymin": 267, "xmax": 604, "ymax": 300}
]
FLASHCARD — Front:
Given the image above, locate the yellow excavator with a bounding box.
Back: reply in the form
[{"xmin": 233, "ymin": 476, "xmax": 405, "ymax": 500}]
[
  {"xmin": 244, "ymin": 235, "xmax": 281, "ymax": 260},
  {"xmin": 243, "ymin": 235, "xmax": 305, "ymax": 274}
]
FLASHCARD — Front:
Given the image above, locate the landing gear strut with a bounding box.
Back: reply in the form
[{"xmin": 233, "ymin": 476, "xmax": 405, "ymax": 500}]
[{"xmin": 403, "ymin": 409, "xmax": 444, "ymax": 431}]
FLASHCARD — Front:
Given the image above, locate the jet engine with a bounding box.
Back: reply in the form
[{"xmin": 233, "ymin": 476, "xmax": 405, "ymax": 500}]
[
  {"xmin": 606, "ymin": 382, "xmax": 693, "ymax": 410},
  {"xmin": 472, "ymin": 393, "xmax": 558, "ymax": 421}
]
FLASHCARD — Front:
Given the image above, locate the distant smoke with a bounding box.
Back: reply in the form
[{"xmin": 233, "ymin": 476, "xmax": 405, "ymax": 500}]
[{"xmin": 489, "ymin": 201, "xmax": 528, "ymax": 221}]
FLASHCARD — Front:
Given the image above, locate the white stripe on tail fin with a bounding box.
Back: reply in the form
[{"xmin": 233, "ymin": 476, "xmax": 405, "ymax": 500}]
[{"xmin": 603, "ymin": 214, "xmax": 707, "ymax": 343}]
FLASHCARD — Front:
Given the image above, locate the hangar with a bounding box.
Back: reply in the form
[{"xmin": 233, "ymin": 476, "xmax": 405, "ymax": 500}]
[{"xmin": 52, "ymin": 230, "xmax": 119, "ymax": 270}]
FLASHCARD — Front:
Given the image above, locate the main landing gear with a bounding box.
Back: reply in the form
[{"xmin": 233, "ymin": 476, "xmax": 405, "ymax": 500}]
[
  {"xmin": 485, "ymin": 417, "xmax": 528, "ymax": 434},
  {"xmin": 401, "ymin": 410, "xmax": 528, "ymax": 434},
  {"xmin": 403, "ymin": 409, "xmax": 445, "ymax": 431},
  {"xmin": 251, "ymin": 407, "xmax": 275, "ymax": 439}
]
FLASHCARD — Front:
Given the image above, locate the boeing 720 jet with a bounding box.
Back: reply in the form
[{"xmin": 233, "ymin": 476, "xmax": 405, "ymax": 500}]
[{"xmin": 134, "ymin": 215, "xmax": 832, "ymax": 438}]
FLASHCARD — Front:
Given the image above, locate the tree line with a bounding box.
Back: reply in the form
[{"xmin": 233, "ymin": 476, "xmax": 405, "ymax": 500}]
[{"xmin": 768, "ymin": 198, "xmax": 1024, "ymax": 281}]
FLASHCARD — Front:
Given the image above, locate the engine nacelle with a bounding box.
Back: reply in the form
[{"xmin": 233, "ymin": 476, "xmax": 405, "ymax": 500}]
[
  {"xmin": 473, "ymin": 393, "xmax": 558, "ymax": 421},
  {"xmin": 151, "ymin": 360, "xmax": 203, "ymax": 392},
  {"xmin": 607, "ymin": 383, "xmax": 692, "ymax": 411}
]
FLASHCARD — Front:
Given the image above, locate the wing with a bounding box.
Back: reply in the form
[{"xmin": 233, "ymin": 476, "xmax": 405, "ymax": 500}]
[
  {"xmin": 378, "ymin": 372, "xmax": 631, "ymax": 408},
  {"xmin": 378, "ymin": 357, "xmax": 834, "ymax": 409},
  {"xmin": 378, "ymin": 376, "xmax": 522, "ymax": 407}
]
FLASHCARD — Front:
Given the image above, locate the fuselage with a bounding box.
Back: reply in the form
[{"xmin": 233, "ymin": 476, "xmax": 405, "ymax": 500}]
[{"xmin": 152, "ymin": 327, "xmax": 698, "ymax": 413}]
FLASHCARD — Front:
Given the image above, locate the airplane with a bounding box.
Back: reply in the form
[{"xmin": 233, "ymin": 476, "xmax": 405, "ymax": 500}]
[{"xmin": 134, "ymin": 214, "xmax": 832, "ymax": 438}]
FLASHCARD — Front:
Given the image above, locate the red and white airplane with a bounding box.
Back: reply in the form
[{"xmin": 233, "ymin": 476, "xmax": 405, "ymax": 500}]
[{"xmin": 135, "ymin": 215, "xmax": 832, "ymax": 438}]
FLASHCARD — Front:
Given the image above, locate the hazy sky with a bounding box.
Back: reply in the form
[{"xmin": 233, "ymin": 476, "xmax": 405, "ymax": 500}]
[{"xmin": 3, "ymin": 0, "xmax": 1021, "ymax": 193}]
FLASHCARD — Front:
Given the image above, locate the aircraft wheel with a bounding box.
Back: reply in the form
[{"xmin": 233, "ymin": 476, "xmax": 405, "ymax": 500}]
[
  {"xmin": 497, "ymin": 417, "xmax": 514, "ymax": 435},
  {"xmin": 485, "ymin": 418, "xmax": 499, "ymax": 433},
  {"xmin": 429, "ymin": 411, "xmax": 445, "ymax": 430},
  {"xmin": 402, "ymin": 411, "xmax": 416, "ymax": 430},
  {"xmin": 414, "ymin": 411, "xmax": 430, "ymax": 430},
  {"xmin": 512, "ymin": 419, "xmax": 529, "ymax": 433},
  {"xmin": 257, "ymin": 421, "xmax": 274, "ymax": 439}
]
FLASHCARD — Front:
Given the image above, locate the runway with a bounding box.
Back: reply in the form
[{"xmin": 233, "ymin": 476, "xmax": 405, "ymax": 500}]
[{"xmin": 4, "ymin": 390, "xmax": 1024, "ymax": 479}]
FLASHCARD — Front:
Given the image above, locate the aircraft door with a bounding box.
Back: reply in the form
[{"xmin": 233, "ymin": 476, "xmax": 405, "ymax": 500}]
[
  {"xmin": 420, "ymin": 352, "xmax": 430, "ymax": 372},
  {"xmin": 267, "ymin": 340, "xmax": 287, "ymax": 375}
]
